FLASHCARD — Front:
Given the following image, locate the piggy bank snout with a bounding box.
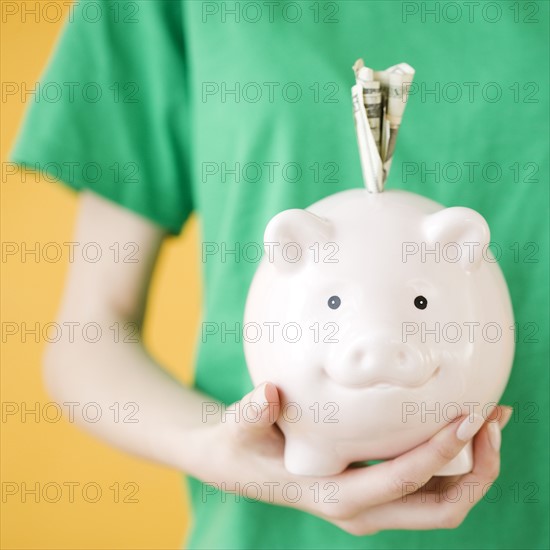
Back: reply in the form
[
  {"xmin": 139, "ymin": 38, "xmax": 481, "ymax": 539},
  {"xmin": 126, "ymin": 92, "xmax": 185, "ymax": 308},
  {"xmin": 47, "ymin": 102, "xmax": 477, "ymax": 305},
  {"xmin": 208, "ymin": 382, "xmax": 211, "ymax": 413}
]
[{"xmin": 326, "ymin": 339, "xmax": 438, "ymax": 388}]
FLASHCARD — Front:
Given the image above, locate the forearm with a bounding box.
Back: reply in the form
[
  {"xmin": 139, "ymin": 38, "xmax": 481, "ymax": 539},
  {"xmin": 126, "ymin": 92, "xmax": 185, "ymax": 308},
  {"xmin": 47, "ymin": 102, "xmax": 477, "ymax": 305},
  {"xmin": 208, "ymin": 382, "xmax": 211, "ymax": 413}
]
[{"xmin": 44, "ymin": 321, "xmax": 221, "ymax": 475}]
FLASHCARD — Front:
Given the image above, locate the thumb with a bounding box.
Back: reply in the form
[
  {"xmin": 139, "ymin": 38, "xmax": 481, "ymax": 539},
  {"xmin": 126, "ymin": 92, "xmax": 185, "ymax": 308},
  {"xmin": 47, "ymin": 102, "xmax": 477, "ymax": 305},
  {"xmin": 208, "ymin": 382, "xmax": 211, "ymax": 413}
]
[{"xmin": 230, "ymin": 382, "xmax": 280, "ymax": 432}]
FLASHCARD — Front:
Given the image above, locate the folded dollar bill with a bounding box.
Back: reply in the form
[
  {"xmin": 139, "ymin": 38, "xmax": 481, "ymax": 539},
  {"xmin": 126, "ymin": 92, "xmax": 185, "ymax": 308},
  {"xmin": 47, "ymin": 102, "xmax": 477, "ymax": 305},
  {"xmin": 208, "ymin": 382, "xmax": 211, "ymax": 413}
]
[{"xmin": 352, "ymin": 59, "xmax": 415, "ymax": 193}]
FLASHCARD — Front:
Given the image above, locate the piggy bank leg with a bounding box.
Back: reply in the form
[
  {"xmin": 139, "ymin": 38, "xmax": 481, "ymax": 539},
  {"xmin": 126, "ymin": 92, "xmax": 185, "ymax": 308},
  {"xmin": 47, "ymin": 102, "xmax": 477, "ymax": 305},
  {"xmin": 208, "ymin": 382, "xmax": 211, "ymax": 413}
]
[
  {"xmin": 434, "ymin": 441, "xmax": 474, "ymax": 476},
  {"xmin": 284, "ymin": 438, "xmax": 346, "ymax": 477}
]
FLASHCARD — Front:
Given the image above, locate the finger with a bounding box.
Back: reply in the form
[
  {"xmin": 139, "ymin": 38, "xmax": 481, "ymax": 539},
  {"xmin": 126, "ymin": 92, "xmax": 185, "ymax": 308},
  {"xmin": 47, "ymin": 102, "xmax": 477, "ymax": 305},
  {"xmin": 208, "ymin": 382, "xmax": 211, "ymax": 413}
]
[
  {"xmin": 403, "ymin": 405, "xmax": 503, "ymax": 508},
  {"xmin": 228, "ymin": 382, "xmax": 281, "ymax": 432},
  {"xmin": 423, "ymin": 474, "xmax": 461, "ymax": 491},
  {"xmin": 335, "ymin": 416, "xmax": 501, "ymax": 533},
  {"xmin": 310, "ymin": 407, "xmax": 506, "ymax": 525},
  {"xmin": 425, "ymin": 404, "xmax": 509, "ymax": 487},
  {"xmin": 335, "ymin": 413, "xmax": 485, "ymax": 509},
  {"xmin": 460, "ymin": 408, "xmax": 502, "ymax": 485},
  {"xmin": 497, "ymin": 405, "xmax": 513, "ymax": 429}
]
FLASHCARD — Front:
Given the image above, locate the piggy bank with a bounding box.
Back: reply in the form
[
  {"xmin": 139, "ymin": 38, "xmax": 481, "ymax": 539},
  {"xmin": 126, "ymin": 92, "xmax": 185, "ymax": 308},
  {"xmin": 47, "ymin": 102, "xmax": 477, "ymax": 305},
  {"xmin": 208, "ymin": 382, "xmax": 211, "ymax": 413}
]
[{"xmin": 243, "ymin": 189, "xmax": 515, "ymax": 476}]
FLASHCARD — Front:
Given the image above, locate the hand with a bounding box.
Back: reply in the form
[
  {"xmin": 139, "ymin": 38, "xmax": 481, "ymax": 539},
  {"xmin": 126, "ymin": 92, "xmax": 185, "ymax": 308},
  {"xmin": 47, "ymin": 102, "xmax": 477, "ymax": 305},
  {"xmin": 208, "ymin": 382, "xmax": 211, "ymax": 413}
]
[{"xmin": 203, "ymin": 383, "xmax": 512, "ymax": 535}]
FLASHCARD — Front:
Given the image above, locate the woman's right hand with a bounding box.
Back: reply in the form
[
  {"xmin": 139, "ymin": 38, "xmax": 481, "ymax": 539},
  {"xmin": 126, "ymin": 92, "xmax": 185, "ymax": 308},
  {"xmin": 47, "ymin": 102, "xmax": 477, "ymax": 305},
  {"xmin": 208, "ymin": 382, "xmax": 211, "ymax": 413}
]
[{"xmin": 202, "ymin": 382, "xmax": 512, "ymax": 535}]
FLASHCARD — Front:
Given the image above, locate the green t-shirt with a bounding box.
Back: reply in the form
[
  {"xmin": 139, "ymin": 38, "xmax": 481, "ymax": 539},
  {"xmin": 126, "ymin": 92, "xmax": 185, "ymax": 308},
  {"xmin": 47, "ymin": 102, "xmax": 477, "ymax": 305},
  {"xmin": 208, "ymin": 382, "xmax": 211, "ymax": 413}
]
[{"xmin": 13, "ymin": 1, "xmax": 549, "ymax": 548}]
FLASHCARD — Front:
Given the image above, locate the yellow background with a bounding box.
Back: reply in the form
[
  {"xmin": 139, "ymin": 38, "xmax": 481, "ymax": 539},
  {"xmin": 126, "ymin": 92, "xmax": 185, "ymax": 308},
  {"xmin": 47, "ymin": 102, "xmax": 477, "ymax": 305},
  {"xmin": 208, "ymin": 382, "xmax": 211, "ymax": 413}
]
[{"xmin": 1, "ymin": 2, "xmax": 200, "ymax": 547}]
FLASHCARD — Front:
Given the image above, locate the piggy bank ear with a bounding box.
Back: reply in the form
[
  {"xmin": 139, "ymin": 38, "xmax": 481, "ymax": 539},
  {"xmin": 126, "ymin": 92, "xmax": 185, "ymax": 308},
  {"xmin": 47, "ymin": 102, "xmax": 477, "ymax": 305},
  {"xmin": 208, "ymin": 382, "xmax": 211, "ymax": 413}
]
[
  {"xmin": 264, "ymin": 209, "xmax": 332, "ymax": 271},
  {"xmin": 423, "ymin": 207, "xmax": 490, "ymax": 272}
]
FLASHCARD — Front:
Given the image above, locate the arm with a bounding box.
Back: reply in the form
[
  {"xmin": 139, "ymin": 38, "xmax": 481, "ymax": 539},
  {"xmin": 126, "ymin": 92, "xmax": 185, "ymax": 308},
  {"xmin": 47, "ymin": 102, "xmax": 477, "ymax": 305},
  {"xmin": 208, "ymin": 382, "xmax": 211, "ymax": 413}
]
[
  {"xmin": 46, "ymin": 190, "xmax": 510, "ymax": 533},
  {"xmin": 44, "ymin": 190, "xmax": 217, "ymax": 472}
]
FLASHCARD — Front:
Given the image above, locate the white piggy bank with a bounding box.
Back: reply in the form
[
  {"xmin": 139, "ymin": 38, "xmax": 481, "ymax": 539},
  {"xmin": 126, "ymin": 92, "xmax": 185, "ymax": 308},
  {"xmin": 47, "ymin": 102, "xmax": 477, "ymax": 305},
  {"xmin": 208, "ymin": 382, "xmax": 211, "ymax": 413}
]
[{"xmin": 244, "ymin": 189, "xmax": 515, "ymax": 476}]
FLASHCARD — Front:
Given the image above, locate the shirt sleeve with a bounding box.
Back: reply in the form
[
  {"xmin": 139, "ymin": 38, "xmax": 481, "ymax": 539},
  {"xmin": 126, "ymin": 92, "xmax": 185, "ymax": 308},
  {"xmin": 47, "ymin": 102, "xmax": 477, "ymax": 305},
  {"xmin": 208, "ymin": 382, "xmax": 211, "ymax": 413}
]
[{"xmin": 11, "ymin": 0, "xmax": 193, "ymax": 234}]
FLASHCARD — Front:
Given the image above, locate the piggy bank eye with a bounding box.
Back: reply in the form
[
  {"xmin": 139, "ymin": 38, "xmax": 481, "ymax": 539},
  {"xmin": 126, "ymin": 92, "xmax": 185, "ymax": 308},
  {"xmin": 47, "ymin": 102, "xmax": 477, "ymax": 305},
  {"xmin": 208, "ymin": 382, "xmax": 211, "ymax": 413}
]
[
  {"xmin": 328, "ymin": 296, "xmax": 341, "ymax": 310},
  {"xmin": 414, "ymin": 296, "xmax": 428, "ymax": 310}
]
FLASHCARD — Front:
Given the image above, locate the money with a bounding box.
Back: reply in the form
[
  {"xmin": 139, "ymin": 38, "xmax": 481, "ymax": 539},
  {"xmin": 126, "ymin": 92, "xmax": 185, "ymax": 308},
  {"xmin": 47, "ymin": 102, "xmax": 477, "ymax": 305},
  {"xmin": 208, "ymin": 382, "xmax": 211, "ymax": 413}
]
[
  {"xmin": 352, "ymin": 84, "xmax": 382, "ymax": 194},
  {"xmin": 352, "ymin": 59, "xmax": 415, "ymax": 192},
  {"xmin": 363, "ymin": 80, "xmax": 382, "ymax": 154},
  {"xmin": 353, "ymin": 64, "xmax": 383, "ymax": 154}
]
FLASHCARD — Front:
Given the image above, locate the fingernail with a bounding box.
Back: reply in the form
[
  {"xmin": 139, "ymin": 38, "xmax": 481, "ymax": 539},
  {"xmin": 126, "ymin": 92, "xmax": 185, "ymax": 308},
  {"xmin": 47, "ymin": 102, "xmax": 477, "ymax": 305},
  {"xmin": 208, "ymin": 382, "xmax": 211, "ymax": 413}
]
[
  {"xmin": 499, "ymin": 406, "xmax": 513, "ymax": 429},
  {"xmin": 456, "ymin": 413, "xmax": 485, "ymax": 441},
  {"xmin": 488, "ymin": 421, "xmax": 502, "ymax": 451},
  {"xmin": 251, "ymin": 384, "xmax": 268, "ymax": 409}
]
